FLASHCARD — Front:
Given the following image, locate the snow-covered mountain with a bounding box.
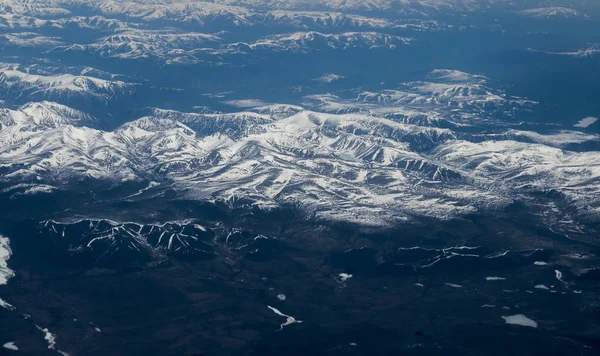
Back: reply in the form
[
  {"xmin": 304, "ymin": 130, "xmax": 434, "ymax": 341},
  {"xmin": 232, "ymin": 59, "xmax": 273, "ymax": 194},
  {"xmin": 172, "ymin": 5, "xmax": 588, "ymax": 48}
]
[
  {"xmin": 0, "ymin": 32, "xmax": 64, "ymax": 47},
  {"xmin": 1, "ymin": 72, "xmax": 598, "ymax": 226},
  {"xmin": 36, "ymin": 218, "xmax": 281, "ymax": 265},
  {"xmin": 38, "ymin": 219, "xmax": 218, "ymax": 263},
  {"xmin": 0, "ymin": 12, "xmax": 135, "ymax": 32},
  {"xmin": 3, "ymin": 0, "xmax": 595, "ymax": 17},
  {"xmin": 0, "ymin": 4, "xmax": 446, "ymax": 37},
  {"xmin": 59, "ymin": 30, "xmax": 222, "ymax": 64},
  {"xmin": 0, "ymin": 63, "xmax": 137, "ymax": 104},
  {"xmin": 58, "ymin": 30, "xmax": 410, "ymax": 63},
  {"xmin": 257, "ymin": 10, "xmax": 394, "ymax": 29},
  {"xmin": 528, "ymin": 45, "xmax": 600, "ymax": 58},
  {"xmin": 517, "ymin": 7, "xmax": 587, "ymax": 19},
  {"xmin": 0, "ymin": 101, "xmax": 98, "ymax": 177},
  {"xmin": 226, "ymin": 31, "xmax": 411, "ymax": 53},
  {"xmin": 2, "ymin": 2, "xmax": 600, "ymax": 355},
  {"xmin": 303, "ymin": 70, "xmax": 535, "ymax": 127},
  {"xmin": 2, "ymin": 0, "xmax": 594, "ymax": 36},
  {"xmin": 0, "ymin": 1, "xmax": 598, "ymax": 228},
  {"xmin": 2, "ymin": 0, "xmax": 595, "ymax": 69}
]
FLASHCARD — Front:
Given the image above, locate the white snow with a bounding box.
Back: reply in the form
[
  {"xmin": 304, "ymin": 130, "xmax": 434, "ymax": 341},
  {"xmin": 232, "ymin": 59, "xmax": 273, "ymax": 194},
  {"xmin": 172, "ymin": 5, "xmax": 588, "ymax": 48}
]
[
  {"xmin": 574, "ymin": 117, "xmax": 598, "ymax": 128},
  {"xmin": 314, "ymin": 74, "xmax": 345, "ymax": 83},
  {"xmin": 263, "ymin": 10, "xmax": 392, "ymax": 29},
  {"xmin": 338, "ymin": 273, "xmax": 353, "ymax": 282},
  {"xmin": 555, "ymin": 270, "xmax": 567, "ymax": 285},
  {"xmin": 535, "ymin": 284, "xmax": 550, "ymax": 290},
  {"xmin": 0, "ymin": 236, "xmax": 15, "ymax": 286},
  {"xmin": 519, "ymin": 7, "xmax": 584, "ymax": 19},
  {"xmin": 125, "ymin": 181, "xmax": 161, "ymax": 198},
  {"xmin": 1, "ymin": 69, "xmax": 599, "ymax": 227},
  {"xmin": 445, "ymin": 283, "xmax": 463, "ymax": 288},
  {"xmin": 222, "ymin": 99, "xmax": 271, "ymax": 108},
  {"xmin": 0, "ymin": 298, "xmax": 15, "ymax": 311},
  {"xmin": 428, "ymin": 69, "xmax": 487, "ymax": 83},
  {"xmin": 534, "ymin": 261, "xmax": 549, "ymax": 266},
  {"xmin": 66, "ymin": 30, "xmax": 221, "ymax": 63},
  {"xmin": 3, "ymin": 342, "xmax": 18, "ymax": 351},
  {"xmin": 485, "ymin": 276, "xmax": 506, "ymax": 281},
  {"xmin": 505, "ymin": 129, "xmax": 598, "ymax": 147},
  {"xmin": 35, "ymin": 325, "xmax": 69, "ymax": 355},
  {"xmin": 501, "ymin": 314, "xmax": 538, "ymax": 328},
  {"xmin": 277, "ymin": 294, "xmax": 287, "ymax": 301},
  {"xmin": 531, "ymin": 45, "xmax": 599, "ymax": 58},
  {"xmin": 0, "ymin": 64, "xmax": 136, "ymax": 103},
  {"xmin": 36, "ymin": 326, "xmax": 57, "ymax": 349},
  {"xmin": 237, "ymin": 31, "xmax": 411, "ymax": 53},
  {"xmin": 267, "ymin": 306, "xmax": 302, "ymax": 330},
  {"xmin": 0, "ymin": 32, "xmax": 64, "ymax": 47}
]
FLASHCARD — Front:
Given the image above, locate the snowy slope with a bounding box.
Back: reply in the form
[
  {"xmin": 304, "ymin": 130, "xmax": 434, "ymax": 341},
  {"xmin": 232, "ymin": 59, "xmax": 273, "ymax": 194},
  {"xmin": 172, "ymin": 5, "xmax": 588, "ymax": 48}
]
[
  {"xmin": 0, "ymin": 64, "xmax": 137, "ymax": 103},
  {"xmin": 226, "ymin": 31, "xmax": 412, "ymax": 53},
  {"xmin": 304, "ymin": 70, "xmax": 535, "ymax": 126},
  {"xmin": 60, "ymin": 30, "xmax": 222, "ymax": 64},
  {"xmin": 1, "ymin": 94, "xmax": 599, "ymax": 225},
  {"xmin": 37, "ymin": 218, "xmax": 280, "ymax": 264},
  {"xmin": 518, "ymin": 7, "xmax": 587, "ymax": 19},
  {"xmin": 1, "ymin": 68, "xmax": 598, "ymax": 225}
]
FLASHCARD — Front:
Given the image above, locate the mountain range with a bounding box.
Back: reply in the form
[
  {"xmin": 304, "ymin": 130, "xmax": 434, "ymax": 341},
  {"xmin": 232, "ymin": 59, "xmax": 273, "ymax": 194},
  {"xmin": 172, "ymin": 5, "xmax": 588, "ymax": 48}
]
[{"xmin": 1, "ymin": 70, "xmax": 598, "ymax": 227}]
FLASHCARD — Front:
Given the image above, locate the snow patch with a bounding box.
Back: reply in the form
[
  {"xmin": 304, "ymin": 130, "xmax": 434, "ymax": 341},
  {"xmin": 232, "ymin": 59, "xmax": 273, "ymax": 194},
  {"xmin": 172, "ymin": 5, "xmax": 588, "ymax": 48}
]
[
  {"xmin": 267, "ymin": 306, "xmax": 302, "ymax": 330},
  {"xmin": 555, "ymin": 270, "xmax": 567, "ymax": 285},
  {"xmin": 35, "ymin": 326, "xmax": 69, "ymax": 355},
  {"xmin": 519, "ymin": 7, "xmax": 584, "ymax": 19},
  {"xmin": 445, "ymin": 283, "xmax": 463, "ymax": 288},
  {"xmin": 531, "ymin": 45, "xmax": 599, "ymax": 58},
  {"xmin": 314, "ymin": 73, "xmax": 345, "ymax": 83},
  {"xmin": 223, "ymin": 99, "xmax": 270, "ymax": 108},
  {"xmin": 3, "ymin": 342, "xmax": 18, "ymax": 351},
  {"xmin": 0, "ymin": 298, "xmax": 15, "ymax": 311},
  {"xmin": 0, "ymin": 236, "xmax": 14, "ymax": 285},
  {"xmin": 574, "ymin": 117, "xmax": 598, "ymax": 128},
  {"xmin": 338, "ymin": 273, "xmax": 353, "ymax": 282},
  {"xmin": 502, "ymin": 314, "xmax": 538, "ymax": 328}
]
